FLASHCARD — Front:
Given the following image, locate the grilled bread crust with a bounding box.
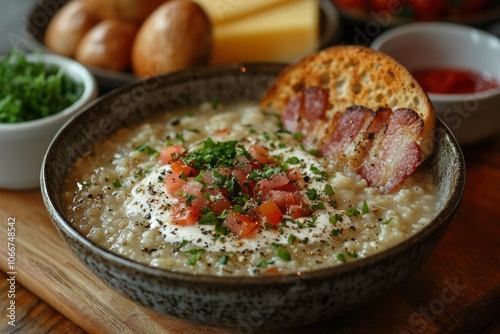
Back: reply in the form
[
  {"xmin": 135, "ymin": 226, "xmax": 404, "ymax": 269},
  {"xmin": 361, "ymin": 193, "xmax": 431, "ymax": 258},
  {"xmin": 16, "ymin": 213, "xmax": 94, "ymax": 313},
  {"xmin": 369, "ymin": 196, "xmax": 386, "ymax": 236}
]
[{"xmin": 260, "ymin": 45, "xmax": 435, "ymax": 159}]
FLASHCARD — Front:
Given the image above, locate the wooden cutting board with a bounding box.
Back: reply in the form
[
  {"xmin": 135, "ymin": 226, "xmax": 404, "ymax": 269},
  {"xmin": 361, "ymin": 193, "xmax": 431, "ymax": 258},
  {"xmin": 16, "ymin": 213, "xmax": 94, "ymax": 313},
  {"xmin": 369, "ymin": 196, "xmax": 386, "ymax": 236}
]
[{"xmin": 1, "ymin": 140, "xmax": 499, "ymax": 333}]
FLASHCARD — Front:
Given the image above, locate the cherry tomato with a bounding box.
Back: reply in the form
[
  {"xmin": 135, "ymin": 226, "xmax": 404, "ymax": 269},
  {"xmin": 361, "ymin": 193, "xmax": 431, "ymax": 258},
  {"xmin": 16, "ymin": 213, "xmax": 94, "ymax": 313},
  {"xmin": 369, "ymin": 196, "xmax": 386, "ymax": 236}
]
[
  {"xmin": 408, "ymin": 0, "xmax": 448, "ymax": 19},
  {"xmin": 453, "ymin": 0, "xmax": 490, "ymax": 13},
  {"xmin": 333, "ymin": 0, "xmax": 367, "ymax": 11}
]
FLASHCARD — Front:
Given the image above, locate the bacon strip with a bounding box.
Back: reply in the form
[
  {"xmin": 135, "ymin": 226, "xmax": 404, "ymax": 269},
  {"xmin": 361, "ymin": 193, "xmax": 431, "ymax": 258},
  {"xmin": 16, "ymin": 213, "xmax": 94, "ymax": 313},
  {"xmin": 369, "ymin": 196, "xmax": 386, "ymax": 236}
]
[
  {"xmin": 358, "ymin": 108, "xmax": 424, "ymax": 193},
  {"xmin": 281, "ymin": 87, "xmax": 329, "ymax": 146},
  {"xmin": 321, "ymin": 106, "xmax": 375, "ymax": 156},
  {"xmin": 281, "ymin": 88, "xmax": 426, "ymax": 194}
]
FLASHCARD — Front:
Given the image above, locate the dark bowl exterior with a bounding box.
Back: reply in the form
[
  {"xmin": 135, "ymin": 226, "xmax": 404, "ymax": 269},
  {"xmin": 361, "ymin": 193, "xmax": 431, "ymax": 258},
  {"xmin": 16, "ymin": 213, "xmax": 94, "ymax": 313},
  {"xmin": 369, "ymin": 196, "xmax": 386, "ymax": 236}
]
[{"xmin": 41, "ymin": 63, "xmax": 465, "ymax": 330}]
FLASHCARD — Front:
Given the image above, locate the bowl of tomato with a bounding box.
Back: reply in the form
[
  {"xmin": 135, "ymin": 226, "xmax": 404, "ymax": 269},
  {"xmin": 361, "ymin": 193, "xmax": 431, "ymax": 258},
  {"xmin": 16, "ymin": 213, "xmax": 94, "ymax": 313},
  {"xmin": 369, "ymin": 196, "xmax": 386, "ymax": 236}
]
[
  {"xmin": 332, "ymin": 0, "xmax": 500, "ymax": 26},
  {"xmin": 371, "ymin": 22, "xmax": 500, "ymax": 145}
]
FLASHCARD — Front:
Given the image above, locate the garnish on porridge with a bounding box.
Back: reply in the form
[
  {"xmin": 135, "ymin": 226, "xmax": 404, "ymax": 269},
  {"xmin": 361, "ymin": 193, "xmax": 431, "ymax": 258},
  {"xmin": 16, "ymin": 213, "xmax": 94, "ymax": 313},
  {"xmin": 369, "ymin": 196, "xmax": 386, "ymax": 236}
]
[{"xmin": 63, "ymin": 102, "xmax": 437, "ymax": 276}]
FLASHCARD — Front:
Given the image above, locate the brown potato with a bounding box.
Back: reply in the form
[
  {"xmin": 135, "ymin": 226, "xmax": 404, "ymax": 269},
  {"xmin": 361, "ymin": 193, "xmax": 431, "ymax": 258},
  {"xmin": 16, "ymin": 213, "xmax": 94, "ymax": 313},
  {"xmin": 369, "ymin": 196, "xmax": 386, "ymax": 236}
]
[
  {"xmin": 75, "ymin": 19, "xmax": 138, "ymax": 72},
  {"xmin": 44, "ymin": 0, "xmax": 98, "ymax": 57},
  {"xmin": 132, "ymin": 0, "xmax": 212, "ymax": 77},
  {"xmin": 83, "ymin": 0, "xmax": 169, "ymax": 22}
]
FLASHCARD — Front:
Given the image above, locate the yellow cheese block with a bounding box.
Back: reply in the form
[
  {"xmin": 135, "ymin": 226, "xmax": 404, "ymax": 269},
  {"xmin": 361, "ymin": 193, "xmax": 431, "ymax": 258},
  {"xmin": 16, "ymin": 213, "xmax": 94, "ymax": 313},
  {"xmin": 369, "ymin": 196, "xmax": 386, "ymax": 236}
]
[
  {"xmin": 193, "ymin": 0, "xmax": 290, "ymax": 25},
  {"xmin": 208, "ymin": 0, "xmax": 320, "ymax": 64}
]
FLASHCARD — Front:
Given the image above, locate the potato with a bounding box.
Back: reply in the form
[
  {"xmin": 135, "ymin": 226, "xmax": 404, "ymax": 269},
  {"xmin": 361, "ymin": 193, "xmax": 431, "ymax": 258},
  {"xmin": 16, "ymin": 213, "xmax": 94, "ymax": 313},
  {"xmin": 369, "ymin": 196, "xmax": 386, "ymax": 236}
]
[
  {"xmin": 131, "ymin": 0, "xmax": 212, "ymax": 77},
  {"xmin": 44, "ymin": 0, "xmax": 98, "ymax": 57},
  {"xmin": 75, "ymin": 19, "xmax": 138, "ymax": 72},
  {"xmin": 83, "ymin": 0, "xmax": 168, "ymax": 22}
]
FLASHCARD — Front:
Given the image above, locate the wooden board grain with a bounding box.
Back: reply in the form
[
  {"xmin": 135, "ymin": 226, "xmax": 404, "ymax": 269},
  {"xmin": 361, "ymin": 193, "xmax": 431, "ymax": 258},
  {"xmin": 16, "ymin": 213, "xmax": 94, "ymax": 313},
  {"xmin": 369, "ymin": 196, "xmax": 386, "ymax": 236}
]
[{"xmin": 1, "ymin": 138, "xmax": 499, "ymax": 334}]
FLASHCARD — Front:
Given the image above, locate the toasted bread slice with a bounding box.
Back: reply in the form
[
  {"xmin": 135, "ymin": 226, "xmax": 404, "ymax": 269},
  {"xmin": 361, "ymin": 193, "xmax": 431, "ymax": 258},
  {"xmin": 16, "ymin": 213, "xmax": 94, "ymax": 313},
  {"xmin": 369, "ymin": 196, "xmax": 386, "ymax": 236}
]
[{"xmin": 260, "ymin": 45, "xmax": 435, "ymax": 160}]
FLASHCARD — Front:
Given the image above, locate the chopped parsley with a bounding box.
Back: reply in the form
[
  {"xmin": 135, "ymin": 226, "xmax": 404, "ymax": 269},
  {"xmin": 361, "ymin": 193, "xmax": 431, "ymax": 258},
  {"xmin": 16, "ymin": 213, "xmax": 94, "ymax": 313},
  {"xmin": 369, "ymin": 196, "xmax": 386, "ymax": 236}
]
[
  {"xmin": 218, "ymin": 254, "xmax": 230, "ymax": 265},
  {"xmin": 256, "ymin": 259, "xmax": 275, "ymax": 268},
  {"xmin": 336, "ymin": 253, "xmax": 346, "ymax": 263},
  {"xmin": 324, "ymin": 184, "xmax": 335, "ymax": 196},
  {"xmin": 0, "ymin": 49, "xmax": 83, "ymax": 123},
  {"xmin": 136, "ymin": 144, "xmax": 159, "ymax": 156},
  {"xmin": 382, "ymin": 217, "xmax": 394, "ymax": 225},
  {"xmin": 271, "ymin": 242, "xmax": 292, "ymax": 261},
  {"xmin": 182, "ymin": 138, "xmax": 249, "ymax": 170},
  {"xmin": 362, "ymin": 200, "xmax": 369, "ymax": 215},
  {"xmin": 185, "ymin": 249, "xmax": 205, "ymax": 265},
  {"xmin": 346, "ymin": 208, "xmax": 360, "ymax": 217},
  {"xmin": 306, "ymin": 189, "xmax": 318, "ymax": 201}
]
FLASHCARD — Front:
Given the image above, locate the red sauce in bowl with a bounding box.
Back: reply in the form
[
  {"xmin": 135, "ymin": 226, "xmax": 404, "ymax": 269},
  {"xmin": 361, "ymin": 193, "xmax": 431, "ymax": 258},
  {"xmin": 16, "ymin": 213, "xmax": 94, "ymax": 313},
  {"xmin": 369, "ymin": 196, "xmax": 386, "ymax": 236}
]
[{"xmin": 411, "ymin": 68, "xmax": 499, "ymax": 94}]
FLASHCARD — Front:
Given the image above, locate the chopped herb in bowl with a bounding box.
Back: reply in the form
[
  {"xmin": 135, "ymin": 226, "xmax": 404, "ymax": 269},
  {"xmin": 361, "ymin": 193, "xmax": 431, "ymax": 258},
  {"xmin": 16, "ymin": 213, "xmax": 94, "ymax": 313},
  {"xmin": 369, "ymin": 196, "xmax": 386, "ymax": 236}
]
[{"xmin": 0, "ymin": 49, "xmax": 83, "ymax": 123}]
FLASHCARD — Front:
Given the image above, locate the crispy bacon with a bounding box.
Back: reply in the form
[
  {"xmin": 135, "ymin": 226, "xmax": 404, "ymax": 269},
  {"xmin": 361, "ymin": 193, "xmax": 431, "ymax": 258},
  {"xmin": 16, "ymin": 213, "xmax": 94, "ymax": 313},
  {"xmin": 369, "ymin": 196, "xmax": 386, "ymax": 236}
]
[
  {"xmin": 358, "ymin": 108, "xmax": 424, "ymax": 193},
  {"xmin": 321, "ymin": 106, "xmax": 374, "ymax": 156},
  {"xmin": 281, "ymin": 87, "xmax": 329, "ymax": 146},
  {"xmin": 281, "ymin": 88, "xmax": 426, "ymax": 194}
]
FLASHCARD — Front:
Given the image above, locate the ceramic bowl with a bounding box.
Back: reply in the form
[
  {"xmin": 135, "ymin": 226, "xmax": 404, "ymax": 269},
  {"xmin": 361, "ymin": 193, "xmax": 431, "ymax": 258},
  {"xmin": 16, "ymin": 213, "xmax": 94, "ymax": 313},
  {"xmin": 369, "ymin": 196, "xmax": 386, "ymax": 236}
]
[
  {"xmin": 0, "ymin": 52, "xmax": 97, "ymax": 190},
  {"xmin": 371, "ymin": 22, "xmax": 500, "ymax": 145},
  {"xmin": 41, "ymin": 63, "xmax": 465, "ymax": 330}
]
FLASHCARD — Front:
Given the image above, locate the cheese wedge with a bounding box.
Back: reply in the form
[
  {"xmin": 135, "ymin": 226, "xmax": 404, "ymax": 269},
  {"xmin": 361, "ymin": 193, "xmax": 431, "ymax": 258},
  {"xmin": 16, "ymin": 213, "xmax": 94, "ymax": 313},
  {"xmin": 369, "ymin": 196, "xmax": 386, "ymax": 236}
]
[
  {"xmin": 207, "ymin": 0, "xmax": 320, "ymax": 64},
  {"xmin": 193, "ymin": 0, "xmax": 290, "ymax": 25}
]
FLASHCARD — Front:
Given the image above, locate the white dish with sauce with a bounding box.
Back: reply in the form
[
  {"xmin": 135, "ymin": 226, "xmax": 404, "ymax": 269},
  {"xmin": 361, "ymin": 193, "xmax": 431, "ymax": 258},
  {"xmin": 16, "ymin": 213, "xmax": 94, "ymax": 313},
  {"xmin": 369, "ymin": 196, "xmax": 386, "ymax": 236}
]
[{"xmin": 371, "ymin": 22, "xmax": 500, "ymax": 145}]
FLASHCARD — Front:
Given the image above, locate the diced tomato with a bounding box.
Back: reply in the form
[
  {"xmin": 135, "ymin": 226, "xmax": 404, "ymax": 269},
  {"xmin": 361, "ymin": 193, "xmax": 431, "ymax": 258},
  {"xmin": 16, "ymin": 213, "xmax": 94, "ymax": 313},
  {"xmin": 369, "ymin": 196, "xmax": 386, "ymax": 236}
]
[
  {"xmin": 215, "ymin": 167, "xmax": 231, "ymax": 178},
  {"xmin": 248, "ymin": 145, "xmax": 275, "ymax": 164},
  {"xmin": 258, "ymin": 200, "xmax": 283, "ymax": 225},
  {"xmin": 215, "ymin": 128, "xmax": 230, "ymax": 136},
  {"xmin": 232, "ymin": 168, "xmax": 248, "ymax": 188},
  {"xmin": 181, "ymin": 180, "xmax": 203, "ymax": 197},
  {"xmin": 224, "ymin": 212, "xmax": 259, "ymax": 238},
  {"xmin": 201, "ymin": 168, "xmax": 231, "ymax": 185},
  {"xmin": 159, "ymin": 145, "xmax": 183, "ymax": 165},
  {"xmin": 288, "ymin": 204, "xmax": 309, "ymax": 219},
  {"xmin": 264, "ymin": 267, "xmax": 280, "ymax": 275},
  {"xmin": 171, "ymin": 204, "xmax": 199, "ymax": 226},
  {"xmin": 210, "ymin": 195, "xmax": 232, "ymax": 215},
  {"xmin": 270, "ymin": 190, "xmax": 296, "ymax": 212},
  {"xmin": 268, "ymin": 172, "xmax": 289, "ymax": 189},
  {"xmin": 164, "ymin": 172, "xmax": 186, "ymax": 195},
  {"xmin": 190, "ymin": 197, "xmax": 209, "ymax": 211},
  {"xmin": 234, "ymin": 156, "xmax": 252, "ymax": 174},
  {"xmin": 255, "ymin": 179, "xmax": 271, "ymax": 200},
  {"xmin": 273, "ymin": 183, "xmax": 298, "ymax": 193},
  {"xmin": 287, "ymin": 168, "xmax": 303, "ymax": 182},
  {"xmin": 171, "ymin": 161, "xmax": 197, "ymax": 176}
]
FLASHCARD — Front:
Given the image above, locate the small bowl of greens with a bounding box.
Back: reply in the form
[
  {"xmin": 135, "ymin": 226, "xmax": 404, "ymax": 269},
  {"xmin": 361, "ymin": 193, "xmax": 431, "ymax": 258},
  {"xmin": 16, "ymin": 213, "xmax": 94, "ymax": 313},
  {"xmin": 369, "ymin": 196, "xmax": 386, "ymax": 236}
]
[{"xmin": 0, "ymin": 50, "xmax": 97, "ymax": 189}]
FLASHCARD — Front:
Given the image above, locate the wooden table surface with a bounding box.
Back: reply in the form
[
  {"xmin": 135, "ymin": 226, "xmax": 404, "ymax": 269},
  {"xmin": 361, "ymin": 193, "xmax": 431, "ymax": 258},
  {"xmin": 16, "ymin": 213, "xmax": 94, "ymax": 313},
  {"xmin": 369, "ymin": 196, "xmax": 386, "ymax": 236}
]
[{"xmin": 1, "ymin": 131, "xmax": 499, "ymax": 334}]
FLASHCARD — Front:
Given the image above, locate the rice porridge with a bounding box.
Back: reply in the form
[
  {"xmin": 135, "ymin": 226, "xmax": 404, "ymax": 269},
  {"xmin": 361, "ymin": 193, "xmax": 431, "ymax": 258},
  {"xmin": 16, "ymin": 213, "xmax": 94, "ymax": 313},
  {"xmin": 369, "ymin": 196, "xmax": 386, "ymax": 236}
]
[{"xmin": 63, "ymin": 101, "xmax": 438, "ymax": 276}]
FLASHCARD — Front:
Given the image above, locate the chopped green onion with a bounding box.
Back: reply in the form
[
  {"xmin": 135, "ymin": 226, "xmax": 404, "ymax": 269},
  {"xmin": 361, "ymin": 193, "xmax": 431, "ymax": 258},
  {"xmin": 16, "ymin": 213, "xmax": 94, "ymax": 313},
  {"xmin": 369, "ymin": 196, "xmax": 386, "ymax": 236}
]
[
  {"xmin": 324, "ymin": 184, "xmax": 335, "ymax": 196},
  {"xmin": 362, "ymin": 201, "xmax": 369, "ymax": 215},
  {"xmin": 346, "ymin": 208, "xmax": 360, "ymax": 217},
  {"xmin": 382, "ymin": 217, "xmax": 394, "ymax": 225},
  {"xmin": 336, "ymin": 253, "xmax": 346, "ymax": 263}
]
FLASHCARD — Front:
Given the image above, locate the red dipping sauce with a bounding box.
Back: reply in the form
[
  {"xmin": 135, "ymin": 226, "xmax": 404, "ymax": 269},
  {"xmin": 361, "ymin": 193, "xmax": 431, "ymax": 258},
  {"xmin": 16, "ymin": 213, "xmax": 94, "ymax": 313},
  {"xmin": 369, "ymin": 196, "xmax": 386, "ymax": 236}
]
[{"xmin": 411, "ymin": 68, "xmax": 499, "ymax": 94}]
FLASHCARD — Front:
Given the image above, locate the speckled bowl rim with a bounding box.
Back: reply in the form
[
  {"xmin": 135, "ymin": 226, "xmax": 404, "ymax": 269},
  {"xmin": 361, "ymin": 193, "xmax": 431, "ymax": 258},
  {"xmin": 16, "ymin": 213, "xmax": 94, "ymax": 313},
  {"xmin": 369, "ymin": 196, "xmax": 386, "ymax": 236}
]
[{"xmin": 41, "ymin": 62, "xmax": 466, "ymax": 287}]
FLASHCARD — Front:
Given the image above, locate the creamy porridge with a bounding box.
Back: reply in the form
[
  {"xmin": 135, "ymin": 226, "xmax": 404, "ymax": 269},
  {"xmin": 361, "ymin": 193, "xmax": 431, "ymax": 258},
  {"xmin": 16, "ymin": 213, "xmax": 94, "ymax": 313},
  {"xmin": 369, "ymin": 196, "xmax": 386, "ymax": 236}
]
[{"xmin": 63, "ymin": 101, "xmax": 438, "ymax": 276}]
